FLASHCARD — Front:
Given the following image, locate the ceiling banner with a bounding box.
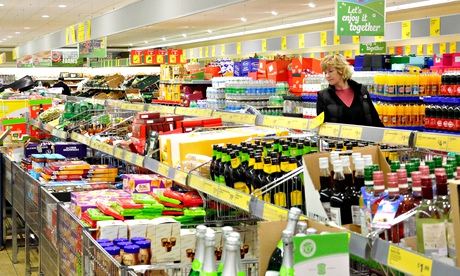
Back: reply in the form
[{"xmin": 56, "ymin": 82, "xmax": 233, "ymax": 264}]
[{"xmin": 336, "ymin": 0, "xmax": 385, "ymax": 36}]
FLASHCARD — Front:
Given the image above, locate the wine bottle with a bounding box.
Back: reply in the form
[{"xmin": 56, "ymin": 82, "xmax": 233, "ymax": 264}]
[
  {"xmin": 228, "ymin": 232, "xmax": 245, "ymax": 275},
  {"xmin": 279, "ymin": 230, "xmax": 294, "ymax": 276},
  {"xmin": 189, "ymin": 225, "xmax": 207, "ymax": 276},
  {"xmin": 217, "ymin": 226, "xmax": 234, "ymax": 274},
  {"xmin": 295, "ymin": 221, "xmax": 307, "ymax": 237},
  {"xmin": 330, "ymin": 160, "xmax": 352, "ymax": 226},
  {"xmin": 201, "ymin": 229, "xmax": 218, "ymax": 276},
  {"xmin": 265, "ymin": 207, "xmax": 301, "ymax": 275},
  {"xmin": 318, "ymin": 157, "xmax": 332, "ymax": 219}
]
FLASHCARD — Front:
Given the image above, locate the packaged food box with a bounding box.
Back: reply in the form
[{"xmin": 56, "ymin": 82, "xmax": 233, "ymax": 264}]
[
  {"xmin": 53, "ymin": 142, "xmax": 87, "ymax": 159},
  {"xmin": 180, "ymin": 228, "xmax": 196, "ymax": 264},
  {"xmin": 48, "ymin": 160, "xmax": 91, "ymax": 171},
  {"xmin": 147, "ymin": 217, "xmax": 180, "ymax": 263},
  {"xmin": 122, "ymin": 174, "xmax": 171, "ymax": 194},
  {"xmin": 24, "ymin": 142, "xmax": 53, "ymax": 157},
  {"xmin": 97, "ymin": 220, "xmax": 128, "ymax": 240}
]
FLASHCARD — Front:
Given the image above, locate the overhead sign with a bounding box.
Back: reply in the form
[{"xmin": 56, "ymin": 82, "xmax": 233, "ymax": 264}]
[
  {"xmin": 16, "ymin": 51, "xmax": 52, "ymax": 68},
  {"xmin": 66, "ymin": 20, "xmax": 91, "ymax": 45},
  {"xmin": 359, "ymin": 41, "xmax": 387, "ymax": 54},
  {"xmin": 78, "ymin": 37, "xmax": 107, "ymax": 58},
  {"xmin": 336, "ymin": 0, "xmax": 385, "ymax": 36},
  {"xmin": 0, "ymin": 53, "xmax": 6, "ymax": 64}
]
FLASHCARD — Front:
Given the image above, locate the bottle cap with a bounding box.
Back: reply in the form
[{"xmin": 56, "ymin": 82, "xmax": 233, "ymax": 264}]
[
  {"xmin": 123, "ymin": 244, "xmax": 140, "ymax": 254},
  {"xmin": 117, "ymin": 241, "xmax": 133, "ymax": 248},
  {"xmin": 387, "ymin": 179, "xmax": 399, "ymax": 195},
  {"xmin": 396, "ymin": 168, "xmax": 408, "ymax": 182},
  {"xmin": 228, "ymin": 232, "xmax": 241, "ymax": 242},
  {"xmin": 130, "ymin": 237, "xmax": 146, "ymax": 243},
  {"xmin": 319, "ymin": 157, "xmax": 329, "ymax": 169},
  {"xmin": 418, "ymin": 165, "xmax": 430, "ymax": 176},
  {"xmin": 373, "ymin": 171, "xmax": 384, "ymax": 180},
  {"xmin": 306, "ymin": 228, "xmax": 318, "ymax": 235},
  {"xmin": 351, "ymin": 152, "xmax": 362, "ymax": 162},
  {"xmin": 105, "ymin": 246, "xmax": 121, "ymax": 256},
  {"xmin": 412, "ymin": 172, "xmax": 422, "ymax": 192},
  {"xmin": 288, "ymin": 207, "xmax": 302, "ymax": 219},
  {"xmin": 135, "ymin": 240, "xmax": 151, "ymax": 249},
  {"xmin": 435, "ymin": 167, "xmax": 446, "ymax": 175},
  {"xmin": 196, "ymin": 225, "xmax": 208, "ymax": 235},
  {"xmin": 205, "ymin": 231, "xmax": 216, "ymax": 246},
  {"xmin": 354, "ymin": 158, "xmax": 364, "ymax": 170},
  {"xmin": 113, "ymin": 238, "xmax": 129, "ymax": 246},
  {"xmin": 97, "ymin": 239, "xmax": 111, "ymax": 244},
  {"xmin": 99, "ymin": 242, "xmax": 114, "ymax": 248},
  {"xmin": 225, "ymin": 236, "xmax": 241, "ymax": 247}
]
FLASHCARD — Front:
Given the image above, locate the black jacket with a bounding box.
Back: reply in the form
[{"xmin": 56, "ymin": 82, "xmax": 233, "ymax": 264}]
[
  {"xmin": 52, "ymin": 81, "xmax": 71, "ymax": 96},
  {"xmin": 316, "ymin": 79, "xmax": 384, "ymax": 127}
]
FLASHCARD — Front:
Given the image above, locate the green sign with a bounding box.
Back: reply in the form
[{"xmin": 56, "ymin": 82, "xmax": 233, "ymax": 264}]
[
  {"xmin": 294, "ymin": 233, "xmax": 349, "ymax": 275},
  {"xmin": 78, "ymin": 37, "xmax": 107, "ymax": 58},
  {"xmin": 336, "ymin": 0, "xmax": 385, "ymax": 36},
  {"xmin": 360, "ymin": 42, "xmax": 387, "ymax": 54}
]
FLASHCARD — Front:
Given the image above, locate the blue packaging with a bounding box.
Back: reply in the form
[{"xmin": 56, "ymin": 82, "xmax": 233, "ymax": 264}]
[{"xmin": 241, "ymin": 58, "xmax": 259, "ymax": 74}]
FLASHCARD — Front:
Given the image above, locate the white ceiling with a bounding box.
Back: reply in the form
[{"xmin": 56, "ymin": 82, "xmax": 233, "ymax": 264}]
[
  {"xmin": 2, "ymin": 0, "xmax": 459, "ymax": 50},
  {"xmin": 0, "ymin": 0, "xmax": 139, "ymax": 47}
]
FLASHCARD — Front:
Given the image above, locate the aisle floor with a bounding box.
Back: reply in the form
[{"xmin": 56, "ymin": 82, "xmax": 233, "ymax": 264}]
[{"xmin": 0, "ymin": 239, "xmax": 40, "ymax": 276}]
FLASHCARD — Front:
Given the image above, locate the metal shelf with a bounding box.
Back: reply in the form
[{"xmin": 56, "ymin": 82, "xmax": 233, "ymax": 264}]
[{"xmin": 159, "ymin": 80, "xmax": 212, "ymax": 85}]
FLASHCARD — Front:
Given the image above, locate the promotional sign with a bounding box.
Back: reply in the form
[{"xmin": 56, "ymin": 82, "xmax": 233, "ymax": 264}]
[
  {"xmin": 294, "ymin": 233, "xmax": 349, "ymax": 276},
  {"xmin": 336, "ymin": 0, "xmax": 385, "ymax": 36},
  {"xmin": 359, "ymin": 41, "xmax": 387, "ymax": 54},
  {"xmin": 51, "ymin": 49, "xmax": 81, "ymax": 66},
  {"xmin": 78, "ymin": 37, "xmax": 107, "ymax": 58},
  {"xmin": 0, "ymin": 53, "xmax": 6, "ymax": 64},
  {"xmin": 16, "ymin": 51, "xmax": 52, "ymax": 67}
]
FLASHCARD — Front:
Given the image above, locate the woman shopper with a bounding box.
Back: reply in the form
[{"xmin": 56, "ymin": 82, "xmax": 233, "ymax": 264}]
[{"xmin": 316, "ymin": 54, "xmax": 384, "ymax": 127}]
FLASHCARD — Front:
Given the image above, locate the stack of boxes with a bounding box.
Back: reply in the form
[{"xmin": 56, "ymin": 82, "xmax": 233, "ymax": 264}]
[{"xmin": 289, "ymin": 57, "xmax": 322, "ymax": 93}]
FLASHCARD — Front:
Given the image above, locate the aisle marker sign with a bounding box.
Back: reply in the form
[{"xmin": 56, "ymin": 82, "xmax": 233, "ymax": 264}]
[
  {"xmin": 261, "ymin": 39, "xmax": 267, "ymax": 52},
  {"xmin": 401, "ymin": 21, "xmax": 411, "ymax": 39},
  {"xmin": 352, "ymin": 36, "xmax": 360, "ymax": 44},
  {"xmin": 281, "ymin": 36, "xmax": 287, "ymax": 50},
  {"xmin": 320, "ymin": 32, "xmax": 328, "ymax": 47},
  {"xmin": 336, "ymin": 0, "xmax": 385, "ymax": 36},
  {"xmin": 427, "ymin": 44, "xmax": 434, "ymax": 55},
  {"xmin": 430, "ymin": 17, "xmax": 441, "ymax": 37},
  {"xmin": 236, "ymin": 42, "xmax": 241, "ymax": 55},
  {"xmin": 334, "ymin": 35, "xmax": 340, "ymax": 45},
  {"xmin": 417, "ymin": 44, "xmax": 424, "ymax": 55},
  {"xmin": 298, "ymin": 34, "xmax": 305, "ymax": 48},
  {"xmin": 450, "ymin": 42, "xmax": 457, "ymax": 54},
  {"xmin": 440, "ymin": 42, "xmax": 446, "ymax": 54}
]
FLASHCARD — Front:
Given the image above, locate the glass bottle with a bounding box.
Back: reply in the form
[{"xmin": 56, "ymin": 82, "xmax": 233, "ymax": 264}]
[
  {"xmin": 217, "ymin": 226, "xmax": 234, "ymax": 274},
  {"xmin": 411, "ymin": 171, "xmax": 423, "ymax": 206},
  {"xmin": 265, "ymin": 207, "xmax": 301, "ymax": 275},
  {"xmin": 435, "ymin": 172, "xmax": 455, "ymax": 260},
  {"xmin": 275, "ymin": 156, "xmax": 289, "ymax": 208},
  {"xmin": 227, "ymin": 151, "xmax": 250, "ymax": 194},
  {"xmin": 330, "ymin": 160, "xmax": 352, "ymax": 226},
  {"xmin": 416, "ymin": 176, "xmax": 447, "ymax": 257},
  {"xmin": 222, "ymin": 235, "xmax": 244, "ymax": 276},
  {"xmin": 202, "ymin": 229, "xmax": 218, "ymax": 275},
  {"xmin": 289, "ymin": 157, "xmax": 305, "ymax": 212},
  {"xmin": 350, "ymin": 157, "xmax": 364, "ymax": 225},
  {"xmin": 210, "ymin": 145, "xmax": 219, "ymax": 181},
  {"xmin": 279, "ymin": 230, "xmax": 294, "ymax": 276},
  {"xmin": 228, "ymin": 232, "xmax": 245, "ymax": 276},
  {"xmin": 295, "ymin": 221, "xmax": 308, "ymax": 237},
  {"xmin": 189, "ymin": 225, "xmax": 207, "ymax": 276},
  {"xmin": 318, "ymin": 157, "xmax": 332, "ymax": 219},
  {"xmin": 262, "ymin": 157, "xmax": 272, "ymax": 203},
  {"xmin": 218, "ymin": 149, "xmax": 230, "ymax": 185}
]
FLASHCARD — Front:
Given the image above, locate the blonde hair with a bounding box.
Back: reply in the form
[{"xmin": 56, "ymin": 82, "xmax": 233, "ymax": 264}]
[{"xmin": 321, "ymin": 54, "xmax": 353, "ymax": 81}]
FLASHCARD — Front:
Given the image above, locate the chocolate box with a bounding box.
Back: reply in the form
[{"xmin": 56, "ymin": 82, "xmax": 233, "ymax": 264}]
[
  {"xmin": 53, "ymin": 142, "xmax": 87, "ymax": 159},
  {"xmin": 24, "ymin": 142, "xmax": 53, "ymax": 157}
]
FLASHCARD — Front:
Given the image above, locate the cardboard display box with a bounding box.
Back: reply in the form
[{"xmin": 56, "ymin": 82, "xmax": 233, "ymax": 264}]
[
  {"xmin": 147, "ymin": 217, "xmax": 181, "ymax": 263},
  {"xmin": 449, "ymin": 180, "xmax": 460, "ymax": 267}
]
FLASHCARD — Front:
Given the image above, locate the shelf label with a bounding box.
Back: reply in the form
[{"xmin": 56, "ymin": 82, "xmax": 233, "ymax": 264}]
[
  {"xmin": 320, "ymin": 31, "xmax": 328, "ymax": 47},
  {"xmin": 71, "ymin": 133, "xmax": 90, "ymax": 145},
  {"xmin": 450, "ymin": 42, "xmax": 457, "ymax": 54},
  {"xmin": 212, "ymin": 46, "xmax": 216, "ymax": 57},
  {"xmin": 157, "ymin": 162, "xmax": 170, "ymax": 177},
  {"xmin": 387, "ymin": 245, "xmax": 432, "ymax": 276},
  {"xmin": 446, "ymin": 136, "xmax": 460, "ymax": 153},
  {"xmin": 416, "ymin": 132, "xmax": 448, "ymax": 151},
  {"xmin": 221, "ymin": 44, "xmax": 226, "ymax": 56},
  {"xmin": 175, "ymin": 107, "xmax": 213, "ymax": 117},
  {"xmin": 263, "ymin": 203, "xmax": 288, "ymax": 221},
  {"xmin": 374, "ymin": 36, "xmax": 384, "ymax": 42},
  {"xmin": 174, "ymin": 170, "xmax": 188, "ymax": 185},
  {"xmin": 133, "ymin": 155, "xmax": 144, "ymax": 167},
  {"xmin": 382, "ymin": 130, "xmax": 411, "ymax": 146},
  {"xmin": 262, "ymin": 116, "xmax": 307, "ymax": 130},
  {"xmin": 148, "ymin": 105, "xmax": 175, "ymax": 114},
  {"xmin": 430, "ymin": 17, "xmax": 441, "ymax": 37},
  {"xmin": 236, "ymin": 43, "xmax": 241, "ymax": 55},
  {"xmin": 121, "ymin": 102, "xmax": 144, "ymax": 111},
  {"xmin": 91, "ymin": 141, "xmax": 113, "ymax": 154},
  {"xmin": 113, "ymin": 148, "xmax": 124, "ymax": 159},
  {"xmin": 340, "ymin": 125, "xmax": 363, "ymax": 140},
  {"xmin": 427, "ymin": 44, "xmax": 434, "ymax": 55},
  {"xmin": 213, "ymin": 111, "xmax": 256, "ymax": 125},
  {"xmin": 188, "ymin": 175, "xmax": 215, "ymax": 195},
  {"xmin": 308, "ymin": 112, "xmax": 325, "ymax": 129},
  {"xmin": 344, "ymin": 50, "xmax": 353, "ymax": 58},
  {"xmin": 401, "ymin": 21, "xmax": 411, "ymax": 39},
  {"xmin": 199, "ymin": 47, "xmax": 203, "ymax": 58},
  {"xmin": 319, "ymin": 124, "xmax": 340, "ymax": 137},
  {"xmin": 388, "ymin": 46, "xmax": 395, "ymax": 55},
  {"xmin": 281, "ymin": 36, "xmax": 287, "ymax": 50},
  {"xmin": 404, "ymin": 45, "xmax": 411, "ymax": 55},
  {"xmin": 298, "ymin": 34, "xmax": 305, "ymax": 48}
]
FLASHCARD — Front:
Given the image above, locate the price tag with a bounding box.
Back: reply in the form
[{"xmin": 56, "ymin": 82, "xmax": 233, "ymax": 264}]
[
  {"xmin": 261, "ymin": 39, "xmax": 267, "ymax": 52},
  {"xmin": 450, "ymin": 42, "xmax": 457, "ymax": 53},
  {"xmin": 404, "ymin": 45, "xmax": 411, "ymax": 55},
  {"xmin": 199, "ymin": 47, "xmax": 203, "ymax": 58},
  {"xmin": 401, "ymin": 21, "xmax": 411, "ymax": 39},
  {"xmin": 212, "ymin": 46, "xmax": 216, "ymax": 57},
  {"xmin": 133, "ymin": 155, "xmax": 144, "ymax": 167},
  {"xmin": 333, "ymin": 35, "xmax": 340, "ymax": 45},
  {"xmin": 263, "ymin": 203, "xmax": 288, "ymax": 222},
  {"xmin": 156, "ymin": 55, "xmax": 164, "ymax": 64},
  {"xmin": 417, "ymin": 44, "xmax": 424, "ymax": 55},
  {"xmin": 298, "ymin": 34, "xmax": 305, "ymax": 48},
  {"xmin": 387, "ymin": 245, "xmax": 432, "ymax": 276},
  {"xmin": 389, "ymin": 46, "xmax": 395, "ymax": 55},
  {"xmin": 352, "ymin": 36, "xmax": 360, "ymax": 44},
  {"xmin": 344, "ymin": 50, "xmax": 353, "ymax": 58},
  {"xmin": 148, "ymin": 105, "xmax": 175, "ymax": 114},
  {"xmin": 416, "ymin": 132, "xmax": 448, "ymax": 151},
  {"xmin": 174, "ymin": 170, "xmax": 188, "ymax": 185},
  {"xmin": 319, "ymin": 124, "xmax": 340, "ymax": 137},
  {"xmin": 213, "ymin": 111, "xmax": 256, "ymax": 125},
  {"xmin": 236, "ymin": 42, "xmax": 241, "ymax": 55},
  {"xmin": 122, "ymin": 103, "xmax": 144, "ymax": 111},
  {"xmin": 382, "ymin": 130, "xmax": 411, "ymax": 146},
  {"xmin": 446, "ymin": 136, "xmax": 460, "ymax": 153},
  {"xmin": 427, "ymin": 44, "xmax": 434, "ymax": 55},
  {"xmin": 309, "ymin": 112, "xmax": 324, "ymax": 129},
  {"xmin": 320, "ymin": 31, "xmax": 327, "ymax": 47},
  {"xmin": 340, "ymin": 125, "xmax": 363, "ymax": 140},
  {"xmin": 281, "ymin": 36, "xmax": 287, "ymax": 50},
  {"xmin": 192, "ymin": 108, "xmax": 213, "ymax": 117},
  {"xmin": 440, "ymin": 42, "xmax": 447, "ymax": 54},
  {"xmin": 430, "ymin": 17, "xmax": 441, "ymax": 37},
  {"xmin": 157, "ymin": 162, "xmax": 170, "ymax": 177},
  {"xmin": 189, "ymin": 175, "xmax": 214, "ymax": 194},
  {"xmin": 262, "ymin": 115, "xmax": 281, "ymax": 128},
  {"xmin": 374, "ymin": 36, "xmax": 384, "ymax": 42},
  {"xmin": 205, "ymin": 46, "xmax": 209, "ymax": 58},
  {"xmin": 132, "ymin": 55, "xmax": 141, "ymax": 64},
  {"xmin": 113, "ymin": 148, "xmax": 124, "ymax": 159}
]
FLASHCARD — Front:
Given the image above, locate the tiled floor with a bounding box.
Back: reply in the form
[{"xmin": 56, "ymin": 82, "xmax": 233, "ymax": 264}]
[{"xmin": 0, "ymin": 239, "xmax": 40, "ymax": 276}]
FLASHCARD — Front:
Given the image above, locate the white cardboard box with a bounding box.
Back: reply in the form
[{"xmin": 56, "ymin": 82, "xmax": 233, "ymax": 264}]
[{"xmin": 149, "ymin": 217, "xmax": 181, "ymax": 263}]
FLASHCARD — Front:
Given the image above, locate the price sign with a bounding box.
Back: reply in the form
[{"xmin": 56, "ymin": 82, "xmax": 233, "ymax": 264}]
[
  {"xmin": 319, "ymin": 124, "xmax": 340, "ymax": 137},
  {"xmin": 334, "ymin": 35, "xmax": 340, "ymax": 45},
  {"xmin": 340, "ymin": 125, "xmax": 363, "ymax": 140},
  {"xmin": 427, "ymin": 44, "xmax": 434, "ymax": 55},
  {"xmin": 133, "ymin": 155, "xmax": 144, "ymax": 167},
  {"xmin": 374, "ymin": 36, "xmax": 384, "ymax": 42},
  {"xmin": 199, "ymin": 47, "xmax": 203, "ymax": 58},
  {"xmin": 440, "ymin": 42, "xmax": 446, "ymax": 54},
  {"xmin": 205, "ymin": 46, "xmax": 209, "ymax": 57},
  {"xmin": 261, "ymin": 39, "xmax": 267, "ymax": 52},
  {"xmin": 450, "ymin": 42, "xmax": 457, "ymax": 53},
  {"xmin": 174, "ymin": 170, "xmax": 188, "ymax": 185},
  {"xmin": 263, "ymin": 203, "xmax": 288, "ymax": 222},
  {"xmin": 309, "ymin": 112, "xmax": 325, "ymax": 129},
  {"xmin": 430, "ymin": 17, "xmax": 441, "ymax": 37},
  {"xmin": 156, "ymin": 55, "xmax": 164, "ymax": 64},
  {"xmin": 221, "ymin": 44, "xmax": 226, "ymax": 56},
  {"xmin": 213, "ymin": 111, "xmax": 256, "ymax": 125},
  {"xmin": 417, "ymin": 44, "xmax": 424, "ymax": 55},
  {"xmin": 446, "ymin": 136, "xmax": 460, "ymax": 153},
  {"xmin": 389, "ymin": 46, "xmax": 395, "ymax": 55},
  {"xmin": 320, "ymin": 31, "xmax": 328, "ymax": 47},
  {"xmin": 180, "ymin": 53, "xmax": 186, "ymax": 63},
  {"xmin": 122, "ymin": 103, "xmax": 144, "ymax": 111},
  {"xmin": 157, "ymin": 162, "xmax": 170, "ymax": 177},
  {"xmin": 281, "ymin": 36, "xmax": 287, "ymax": 50},
  {"xmin": 401, "ymin": 21, "xmax": 411, "ymax": 39},
  {"xmin": 298, "ymin": 34, "xmax": 305, "ymax": 48},
  {"xmin": 388, "ymin": 245, "xmax": 432, "ymax": 276},
  {"xmin": 416, "ymin": 132, "xmax": 448, "ymax": 151},
  {"xmin": 382, "ymin": 130, "xmax": 411, "ymax": 146},
  {"xmin": 114, "ymin": 148, "xmax": 124, "ymax": 160},
  {"xmin": 169, "ymin": 55, "xmax": 177, "ymax": 64},
  {"xmin": 262, "ymin": 115, "xmax": 281, "ymax": 128},
  {"xmin": 148, "ymin": 105, "xmax": 175, "ymax": 114},
  {"xmin": 263, "ymin": 116, "xmax": 307, "ymax": 130},
  {"xmin": 352, "ymin": 36, "xmax": 360, "ymax": 44},
  {"xmin": 344, "ymin": 50, "xmax": 353, "ymax": 58},
  {"xmin": 404, "ymin": 45, "xmax": 411, "ymax": 55},
  {"xmin": 212, "ymin": 46, "xmax": 216, "ymax": 57},
  {"xmin": 189, "ymin": 175, "xmax": 215, "ymax": 195},
  {"xmin": 236, "ymin": 42, "xmax": 241, "ymax": 55}
]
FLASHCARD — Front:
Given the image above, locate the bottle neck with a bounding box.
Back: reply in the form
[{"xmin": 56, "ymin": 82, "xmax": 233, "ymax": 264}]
[
  {"xmin": 202, "ymin": 243, "xmax": 217, "ymax": 273},
  {"xmin": 192, "ymin": 237, "xmax": 206, "ymax": 271},
  {"xmin": 281, "ymin": 238, "xmax": 294, "ymax": 270},
  {"xmin": 221, "ymin": 246, "xmax": 239, "ymax": 276},
  {"xmin": 231, "ymin": 157, "xmax": 241, "ymax": 169}
]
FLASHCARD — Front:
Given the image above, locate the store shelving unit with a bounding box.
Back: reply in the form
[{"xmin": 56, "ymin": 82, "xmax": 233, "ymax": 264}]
[{"xmin": 2, "ymin": 94, "xmax": 457, "ymax": 275}]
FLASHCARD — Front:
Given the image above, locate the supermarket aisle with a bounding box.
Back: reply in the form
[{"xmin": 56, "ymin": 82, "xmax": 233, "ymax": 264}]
[{"xmin": 0, "ymin": 239, "xmax": 39, "ymax": 276}]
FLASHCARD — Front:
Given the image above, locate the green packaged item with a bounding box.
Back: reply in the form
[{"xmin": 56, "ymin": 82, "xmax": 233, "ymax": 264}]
[
  {"xmin": 156, "ymin": 193, "xmax": 181, "ymax": 205},
  {"xmin": 183, "ymin": 207, "xmax": 206, "ymax": 217},
  {"xmin": 134, "ymin": 214, "xmax": 162, "ymax": 220},
  {"xmin": 132, "ymin": 193, "xmax": 158, "ymax": 204},
  {"xmin": 110, "ymin": 203, "xmax": 142, "ymax": 217},
  {"xmin": 87, "ymin": 208, "xmax": 114, "ymax": 221}
]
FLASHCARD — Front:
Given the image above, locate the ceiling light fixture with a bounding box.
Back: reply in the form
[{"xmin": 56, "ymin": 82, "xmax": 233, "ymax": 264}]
[
  {"xmin": 144, "ymin": 41, "xmax": 148, "ymax": 44},
  {"xmin": 182, "ymin": 33, "xmax": 187, "ymax": 37},
  {"xmin": 42, "ymin": 15, "xmax": 50, "ymax": 18},
  {"xmin": 58, "ymin": 4, "xmax": 67, "ymax": 8},
  {"xmin": 0, "ymin": 4, "xmax": 4, "ymax": 7},
  {"xmin": 24, "ymin": 27, "xmax": 31, "ymax": 30},
  {"xmin": 207, "ymin": 29, "xmax": 213, "ymax": 34},
  {"xmin": 161, "ymin": 37, "xmax": 166, "ymax": 41},
  {"xmin": 271, "ymin": 11, "xmax": 278, "ymax": 16},
  {"xmin": 240, "ymin": 17, "xmax": 247, "ymax": 22},
  {"xmin": 307, "ymin": 2, "xmax": 316, "ymax": 8},
  {"xmin": 129, "ymin": 43, "xmax": 133, "ymax": 46},
  {"xmin": 15, "ymin": 32, "xmax": 20, "ymax": 34},
  {"xmin": 386, "ymin": 0, "xmax": 455, "ymax": 11},
  {"xmin": 7, "ymin": 35, "xmax": 12, "ymax": 38}
]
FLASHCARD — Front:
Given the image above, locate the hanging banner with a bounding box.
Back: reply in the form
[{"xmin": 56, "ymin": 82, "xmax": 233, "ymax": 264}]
[
  {"xmin": 0, "ymin": 53, "xmax": 6, "ymax": 64},
  {"xmin": 359, "ymin": 42, "xmax": 387, "ymax": 54},
  {"xmin": 16, "ymin": 51, "xmax": 52, "ymax": 68},
  {"xmin": 51, "ymin": 49, "xmax": 83, "ymax": 67},
  {"xmin": 401, "ymin": 21, "xmax": 411, "ymax": 39},
  {"xmin": 430, "ymin": 17, "xmax": 440, "ymax": 37},
  {"xmin": 130, "ymin": 50, "xmax": 143, "ymax": 65},
  {"xmin": 336, "ymin": 0, "xmax": 385, "ymax": 36},
  {"xmin": 78, "ymin": 37, "xmax": 107, "ymax": 58}
]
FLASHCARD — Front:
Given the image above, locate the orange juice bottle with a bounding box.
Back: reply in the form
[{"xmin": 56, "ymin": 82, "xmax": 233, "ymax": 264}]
[
  {"xmin": 412, "ymin": 73, "xmax": 420, "ymax": 95},
  {"xmin": 418, "ymin": 104, "xmax": 426, "ymax": 126},
  {"xmin": 395, "ymin": 73, "xmax": 404, "ymax": 95},
  {"xmin": 405, "ymin": 104, "xmax": 412, "ymax": 126},
  {"xmin": 425, "ymin": 73, "xmax": 432, "ymax": 95},
  {"xmin": 389, "ymin": 104, "xmax": 398, "ymax": 126},
  {"xmin": 386, "ymin": 73, "xmax": 395, "ymax": 95},
  {"xmin": 419, "ymin": 72, "xmax": 426, "ymax": 96},
  {"xmin": 375, "ymin": 102, "xmax": 383, "ymax": 122},
  {"xmin": 396, "ymin": 104, "xmax": 404, "ymax": 126},
  {"xmin": 381, "ymin": 103, "xmax": 389, "ymax": 126},
  {"xmin": 431, "ymin": 73, "xmax": 440, "ymax": 95},
  {"xmin": 404, "ymin": 74, "xmax": 412, "ymax": 95}
]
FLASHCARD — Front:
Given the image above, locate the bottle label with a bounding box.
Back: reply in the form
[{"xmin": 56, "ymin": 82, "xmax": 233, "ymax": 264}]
[
  {"xmin": 290, "ymin": 190, "xmax": 303, "ymax": 207},
  {"xmin": 417, "ymin": 220, "xmax": 448, "ymax": 256},
  {"xmin": 264, "ymin": 272, "xmax": 280, "ymax": 276},
  {"xmin": 263, "ymin": 193, "xmax": 272, "ymax": 203},
  {"xmin": 360, "ymin": 207, "xmax": 372, "ymax": 236},
  {"xmin": 274, "ymin": 192, "xmax": 287, "ymax": 207},
  {"xmin": 234, "ymin": 181, "xmax": 250, "ymax": 194},
  {"xmin": 351, "ymin": 205, "xmax": 361, "ymax": 225},
  {"xmin": 441, "ymin": 85, "xmax": 446, "ymax": 95},
  {"xmin": 457, "ymin": 85, "xmax": 460, "ymax": 96},
  {"xmin": 330, "ymin": 207, "xmax": 342, "ymax": 226},
  {"xmin": 447, "ymin": 221, "xmax": 456, "ymax": 258},
  {"xmin": 403, "ymin": 216, "xmax": 416, "ymax": 238},
  {"xmin": 231, "ymin": 158, "xmax": 240, "ymax": 169},
  {"xmin": 279, "ymin": 266, "xmax": 294, "ymax": 276},
  {"xmin": 372, "ymin": 196, "xmax": 403, "ymax": 229}
]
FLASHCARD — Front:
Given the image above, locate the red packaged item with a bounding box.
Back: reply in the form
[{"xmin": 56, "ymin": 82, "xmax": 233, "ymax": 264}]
[
  {"xmin": 182, "ymin": 191, "xmax": 204, "ymax": 207},
  {"xmin": 136, "ymin": 112, "xmax": 161, "ymax": 120},
  {"xmin": 163, "ymin": 188, "xmax": 185, "ymax": 202},
  {"xmin": 152, "ymin": 193, "xmax": 183, "ymax": 209},
  {"xmin": 96, "ymin": 201, "xmax": 124, "ymax": 220},
  {"xmin": 162, "ymin": 209, "xmax": 184, "ymax": 216},
  {"xmin": 116, "ymin": 198, "xmax": 144, "ymax": 209},
  {"xmin": 81, "ymin": 212, "xmax": 97, "ymax": 228}
]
